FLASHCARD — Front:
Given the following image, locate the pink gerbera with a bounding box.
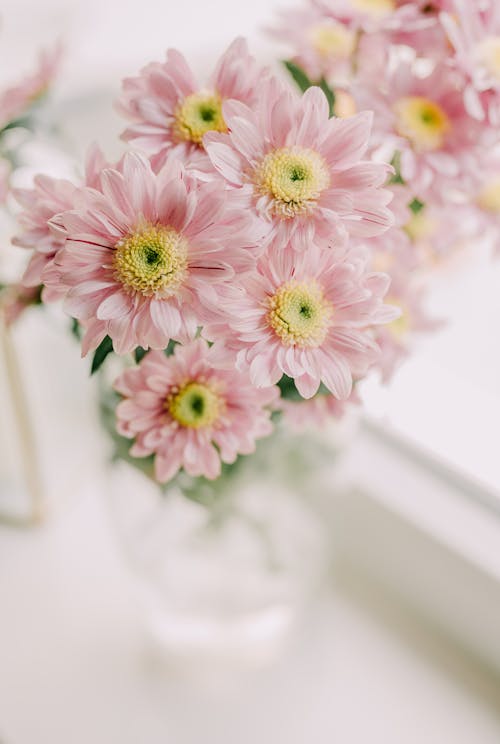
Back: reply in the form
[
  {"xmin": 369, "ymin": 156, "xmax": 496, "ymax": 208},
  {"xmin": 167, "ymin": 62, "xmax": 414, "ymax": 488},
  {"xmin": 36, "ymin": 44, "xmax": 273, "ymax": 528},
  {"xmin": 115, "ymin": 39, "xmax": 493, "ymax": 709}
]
[
  {"xmin": 12, "ymin": 144, "xmax": 111, "ymax": 303},
  {"xmin": 114, "ymin": 339, "xmax": 279, "ymax": 483},
  {"xmin": 116, "ymin": 37, "xmax": 265, "ymax": 170},
  {"xmin": 441, "ymin": 0, "xmax": 500, "ymax": 123},
  {"xmin": 0, "ymin": 43, "xmax": 62, "ymax": 130},
  {"xmin": 355, "ymin": 61, "xmax": 483, "ymax": 197},
  {"xmin": 53, "ymin": 151, "xmax": 261, "ymax": 356},
  {"xmin": 207, "ymin": 241, "xmax": 398, "ymax": 399},
  {"xmin": 204, "ymin": 79, "xmax": 393, "ymax": 250}
]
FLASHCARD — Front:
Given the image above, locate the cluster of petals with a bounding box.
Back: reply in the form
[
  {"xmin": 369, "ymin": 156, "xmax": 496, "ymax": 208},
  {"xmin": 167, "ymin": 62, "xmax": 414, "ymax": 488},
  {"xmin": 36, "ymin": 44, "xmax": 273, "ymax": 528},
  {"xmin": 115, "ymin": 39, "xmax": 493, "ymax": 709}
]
[
  {"xmin": 116, "ymin": 38, "xmax": 265, "ymax": 171},
  {"xmin": 312, "ymin": 0, "xmax": 452, "ymax": 36},
  {"xmin": 51, "ymin": 151, "xmax": 262, "ymax": 356},
  {"xmin": 355, "ymin": 61, "xmax": 483, "ymax": 197},
  {"xmin": 0, "ymin": 43, "xmax": 62, "ymax": 130},
  {"xmin": 114, "ymin": 339, "xmax": 279, "ymax": 483},
  {"xmin": 206, "ymin": 241, "xmax": 398, "ymax": 400},
  {"xmin": 281, "ymin": 388, "xmax": 360, "ymax": 431},
  {"xmin": 12, "ymin": 144, "xmax": 111, "ymax": 303},
  {"xmin": 204, "ymin": 79, "xmax": 393, "ymax": 250},
  {"xmin": 441, "ymin": 0, "xmax": 500, "ymax": 124}
]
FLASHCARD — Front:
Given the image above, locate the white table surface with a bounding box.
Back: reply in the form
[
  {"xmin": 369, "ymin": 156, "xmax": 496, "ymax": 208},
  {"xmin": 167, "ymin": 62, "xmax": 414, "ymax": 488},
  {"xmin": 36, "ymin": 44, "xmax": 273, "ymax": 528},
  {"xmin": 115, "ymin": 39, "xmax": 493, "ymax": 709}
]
[{"xmin": 1, "ymin": 477, "xmax": 500, "ymax": 744}]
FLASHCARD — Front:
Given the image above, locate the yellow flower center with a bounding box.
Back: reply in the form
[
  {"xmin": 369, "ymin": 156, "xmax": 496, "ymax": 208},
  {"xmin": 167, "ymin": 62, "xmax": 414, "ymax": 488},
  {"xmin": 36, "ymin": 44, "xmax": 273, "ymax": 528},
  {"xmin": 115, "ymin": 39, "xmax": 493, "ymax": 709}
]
[
  {"xmin": 350, "ymin": 0, "xmax": 395, "ymax": 16},
  {"xmin": 254, "ymin": 147, "xmax": 330, "ymax": 219},
  {"xmin": 404, "ymin": 210, "xmax": 437, "ymax": 241},
  {"xmin": 268, "ymin": 280, "xmax": 333, "ymax": 347},
  {"xmin": 477, "ymin": 36, "xmax": 500, "ymax": 81},
  {"xmin": 114, "ymin": 224, "xmax": 188, "ymax": 297},
  {"xmin": 173, "ymin": 91, "xmax": 227, "ymax": 146},
  {"xmin": 309, "ymin": 22, "xmax": 357, "ymax": 59},
  {"xmin": 477, "ymin": 177, "xmax": 500, "ymax": 213},
  {"xmin": 167, "ymin": 381, "xmax": 222, "ymax": 429},
  {"xmin": 394, "ymin": 96, "xmax": 451, "ymax": 151}
]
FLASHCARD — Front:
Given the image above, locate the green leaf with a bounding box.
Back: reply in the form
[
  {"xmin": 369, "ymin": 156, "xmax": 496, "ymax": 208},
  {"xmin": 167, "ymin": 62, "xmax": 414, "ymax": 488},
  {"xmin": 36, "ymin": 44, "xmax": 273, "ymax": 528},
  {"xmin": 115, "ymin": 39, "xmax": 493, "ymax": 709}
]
[
  {"xmin": 389, "ymin": 151, "xmax": 405, "ymax": 185},
  {"xmin": 319, "ymin": 77, "xmax": 336, "ymax": 118},
  {"xmin": 90, "ymin": 335, "xmax": 114, "ymax": 375},
  {"xmin": 283, "ymin": 60, "xmax": 313, "ymax": 93},
  {"xmin": 134, "ymin": 346, "xmax": 148, "ymax": 364},
  {"xmin": 409, "ymin": 197, "xmax": 425, "ymax": 214},
  {"xmin": 70, "ymin": 318, "xmax": 82, "ymax": 341}
]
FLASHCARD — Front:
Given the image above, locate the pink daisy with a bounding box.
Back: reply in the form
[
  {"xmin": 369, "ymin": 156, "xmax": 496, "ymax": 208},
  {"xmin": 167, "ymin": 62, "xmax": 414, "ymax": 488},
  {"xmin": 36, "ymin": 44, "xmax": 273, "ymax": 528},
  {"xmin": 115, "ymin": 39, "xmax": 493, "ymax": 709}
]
[
  {"xmin": 373, "ymin": 276, "xmax": 441, "ymax": 382},
  {"xmin": 268, "ymin": 6, "xmax": 358, "ymax": 84},
  {"xmin": 204, "ymin": 79, "xmax": 394, "ymax": 250},
  {"xmin": 12, "ymin": 144, "xmax": 110, "ymax": 303},
  {"xmin": 441, "ymin": 0, "xmax": 500, "ymax": 123},
  {"xmin": 0, "ymin": 42, "xmax": 62, "ymax": 130},
  {"xmin": 114, "ymin": 339, "xmax": 279, "ymax": 483},
  {"xmin": 355, "ymin": 61, "xmax": 483, "ymax": 196},
  {"xmin": 280, "ymin": 388, "xmax": 360, "ymax": 431},
  {"xmin": 206, "ymin": 242, "xmax": 399, "ymax": 400},
  {"xmin": 116, "ymin": 38, "xmax": 265, "ymax": 170},
  {"xmin": 53, "ymin": 151, "xmax": 261, "ymax": 356}
]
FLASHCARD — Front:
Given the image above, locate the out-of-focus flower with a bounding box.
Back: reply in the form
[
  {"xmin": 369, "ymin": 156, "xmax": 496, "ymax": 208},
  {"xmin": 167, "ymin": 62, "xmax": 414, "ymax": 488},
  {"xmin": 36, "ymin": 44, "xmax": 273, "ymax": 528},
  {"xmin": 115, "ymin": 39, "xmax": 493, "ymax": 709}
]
[
  {"xmin": 355, "ymin": 61, "xmax": 482, "ymax": 196},
  {"xmin": 373, "ymin": 277, "xmax": 441, "ymax": 382},
  {"xmin": 280, "ymin": 387, "xmax": 360, "ymax": 430},
  {"xmin": 53, "ymin": 152, "xmax": 262, "ymax": 356},
  {"xmin": 116, "ymin": 38, "xmax": 265, "ymax": 171},
  {"xmin": 0, "ymin": 43, "xmax": 62, "ymax": 130},
  {"xmin": 114, "ymin": 339, "xmax": 279, "ymax": 482},
  {"xmin": 206, "ymin": 241, "xmax": 398, "ymax": 399},
  {"xmin": 268, "ymin": 6, "xmax": 358, "ymax": 84},
  {"xmin": 0, "ymin": 283, "xmax": 42, "ymax": 326},
  {"xmin": 441, "ymin": 0, "xmax": 500, "ymax": 123},
  {"xmin": 204, "ymin": 80, "xmax": 393, "ymax": 250}
]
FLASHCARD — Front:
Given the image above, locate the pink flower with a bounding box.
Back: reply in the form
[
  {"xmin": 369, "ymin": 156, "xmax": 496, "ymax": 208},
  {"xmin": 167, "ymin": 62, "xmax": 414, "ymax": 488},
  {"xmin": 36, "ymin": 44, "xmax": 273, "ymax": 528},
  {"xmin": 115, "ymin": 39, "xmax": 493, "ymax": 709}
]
[
  {"xmin": 204, "ymin": 79, "xmax": 393, "ymax": 250},
  {"xmin": 12, "ymin": 173, "xmax": 78, "ymax": 303},
  {"xmin": 206, "ymin": 242, "xmax": 398, "ymax": 400},
  {"xmin": 0, "ymin": 283, "xmax": 41, "ymax": 326},
  {"xmin": 116, "ymin": 38, "xmax": 265, "ymax": 170},
  {"xmin": 441, "ymin": 0, "xmax": 500, "ymax": 123},
  {"xmin": 11, "ymin": 143, "xmax": 112, "ymax": 303},
  {"xmin": 0, "ymin": 43, "xmax": 62, "ymax": 130},
  {"xmin": 268, "ymin": 6, "xmax": 358, "ymax": 84},
  {"xmin": 313, "ymin": 0, "xmax": 451, "ymax": 36},
  {"xmin": 280, "ymin": 389, "xmax": 360, "ymax": 431},
  {"xmin": 373, "ymin": 277, "xmax": 441, "ymax": 382},
  {"xmin": 114, "ymin": 339, "xmax": 278, "ymax": 483},
  {"xmin": 54, "ymin": 151, "xmax": 261, "ymax": 356},
  {"xmin": 355, "ymin": 61, "xmax": 483, "ymax": 196}
]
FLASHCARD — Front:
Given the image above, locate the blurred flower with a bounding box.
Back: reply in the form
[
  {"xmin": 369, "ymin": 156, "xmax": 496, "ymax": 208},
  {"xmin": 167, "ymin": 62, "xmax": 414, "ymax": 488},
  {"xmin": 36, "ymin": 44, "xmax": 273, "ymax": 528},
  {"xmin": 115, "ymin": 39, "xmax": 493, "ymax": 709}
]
[
  {"xmin": 0, "ymin": 42, "xmax": 62, "ymax": 130},
  {"xmin": 441, "ymin": 0, "xmax": 500, "ymax": 123},
  {"xmin": 114, "ymin": 339, "xmax": 278, "ymax": 482},
  {"xmin": 0, "ymin": 283, "xmax": 41, "ymax": 326}
]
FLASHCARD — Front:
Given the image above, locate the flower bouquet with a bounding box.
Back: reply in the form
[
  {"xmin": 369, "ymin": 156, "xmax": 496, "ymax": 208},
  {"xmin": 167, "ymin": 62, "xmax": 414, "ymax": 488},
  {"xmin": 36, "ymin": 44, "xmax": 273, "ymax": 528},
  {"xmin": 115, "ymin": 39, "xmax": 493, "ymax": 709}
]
[{"xmin": 8, "ymin": 0, "xmax": 500, "ymax": 652}]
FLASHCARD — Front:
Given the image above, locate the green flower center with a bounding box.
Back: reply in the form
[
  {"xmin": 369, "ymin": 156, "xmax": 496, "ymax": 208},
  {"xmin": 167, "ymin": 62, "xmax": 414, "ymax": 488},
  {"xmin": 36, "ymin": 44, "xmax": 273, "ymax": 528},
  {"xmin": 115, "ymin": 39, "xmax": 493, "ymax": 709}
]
[
  {"xmin": 268, "ymin": 280, "xmax": 333, "ymax": 347},
  {"xmin": 168, "ymin": 382, "xmax": 222, "ymax": 429},
  {"xmin": 254, "ymin": 146, "xmax": 330, "ymax": 219},
  {"xmin": 114, "ymin": 224, "xmax": 188, "ymax": 297}
]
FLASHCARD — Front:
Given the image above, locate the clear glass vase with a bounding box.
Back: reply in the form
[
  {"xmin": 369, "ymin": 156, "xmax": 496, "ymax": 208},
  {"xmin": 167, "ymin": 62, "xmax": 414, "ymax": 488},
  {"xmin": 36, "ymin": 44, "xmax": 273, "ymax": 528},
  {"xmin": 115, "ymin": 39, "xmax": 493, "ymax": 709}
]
[{"xmin": 105, "ymin": 427, "xmax": 337, "ymax": 667}]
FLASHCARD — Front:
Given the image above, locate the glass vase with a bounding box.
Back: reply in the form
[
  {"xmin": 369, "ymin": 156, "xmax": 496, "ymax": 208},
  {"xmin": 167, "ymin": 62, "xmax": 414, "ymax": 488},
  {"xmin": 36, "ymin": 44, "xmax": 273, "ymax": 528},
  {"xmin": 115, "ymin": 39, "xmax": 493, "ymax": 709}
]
[{"xmin": 104, "ymin": 424, "xmax": 337, "ymax": 668}]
